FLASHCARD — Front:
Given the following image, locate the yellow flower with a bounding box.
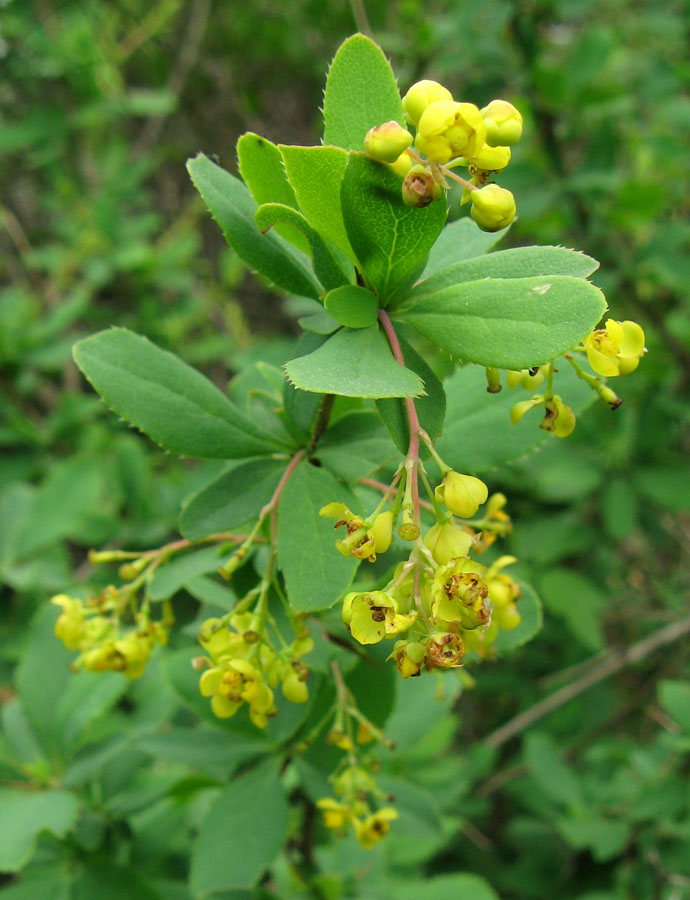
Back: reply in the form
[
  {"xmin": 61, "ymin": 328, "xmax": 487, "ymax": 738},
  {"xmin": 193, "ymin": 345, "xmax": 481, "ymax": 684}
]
[
  {"xmin": 402, "ymin": 164, "xmax": 442, "ymax": 208},
  {"xmin": 316, "ymin": 798, "xmax": 351, "ymax": 830},
  {"xmin": 470, "ymin": 184, "xmax": 516, "ymax": 232},
  {"xmin": 415, "ymin": 100, "xmax": 486, "ymax": 164},
  {"xmin": 344, "ymin": 591, "xmax": 416, "ymax": 645},
  {"xmin": 430, "ymin": 557, "xmax": 489, "ymax": 627},
  {"xmin": 389, "ymin": 639, "xmax": 427, "ymax": 678},
  {"xmin": 485, "ymin": 556, "xmax": 521, "ymax": 610},
  {"xmin": 402, "ymin": 79, "xmax": 453, "ymax": 125},
  {"xmin": 540, "ymin": 395, "xmax": 576, "ymax": 438},
  {"xmin": 364, "ymin": 121, "xmax": 413, "ymax": 162},
  {"xmin": 51, "ymin": 594, "xmax": 86, "ymax": 650},
  {"xmin": 583, "ymin": 319, "xmax": 645, "ymax": 377},
  {"xmin": 481, "ymin": 99, "xmax": 523, "ymax": 146},
  {"xmin": 423, "ymin": 522, "xmax": 474, "ymax": 565},
  {"xmin": 435, "ymin": 471, "xmax": 488, "ymax": 518},
  {"xmin": 354, "ymin": 807, "xmax": 398, "ymax": 849},
  {"xmin": 424, "ymin": 632, "xmax": 464, "ymax": 669}
]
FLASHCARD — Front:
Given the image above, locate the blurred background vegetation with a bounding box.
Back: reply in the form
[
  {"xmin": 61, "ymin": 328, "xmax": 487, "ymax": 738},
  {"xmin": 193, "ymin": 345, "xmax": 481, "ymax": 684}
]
[{"xmin": 1, "ymin": 1, "xmax": 689, "ymax": 898}]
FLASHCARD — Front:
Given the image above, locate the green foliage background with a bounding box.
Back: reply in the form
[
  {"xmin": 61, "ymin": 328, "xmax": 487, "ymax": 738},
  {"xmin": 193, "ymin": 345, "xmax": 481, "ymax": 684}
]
[{"xmin": 1, "ymin": 1, "xmax": 689, "ymax": 898}]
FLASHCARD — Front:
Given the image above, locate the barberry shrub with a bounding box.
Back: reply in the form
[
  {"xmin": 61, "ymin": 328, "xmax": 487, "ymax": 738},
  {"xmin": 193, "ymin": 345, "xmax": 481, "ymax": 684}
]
[{"xmin": 46, "ymin": 34, "xmax": 643, "ymax": 893}]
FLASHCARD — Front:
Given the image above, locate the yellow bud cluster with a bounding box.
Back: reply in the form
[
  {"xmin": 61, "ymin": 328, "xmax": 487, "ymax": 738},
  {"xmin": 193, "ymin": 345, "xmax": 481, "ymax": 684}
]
[
  {"xmin": 51, "ymin": 593, "xmax": 168, "ymax": 680},
  {"xmin": 362, "ymin": 80, "xmax": 524, "ymax": 231}
]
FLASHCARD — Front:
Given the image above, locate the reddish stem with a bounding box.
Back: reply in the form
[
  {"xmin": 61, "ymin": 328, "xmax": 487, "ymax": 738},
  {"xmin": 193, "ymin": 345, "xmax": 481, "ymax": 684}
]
[
  {"xmin": 267, "ymin": 449, "xmax": 306, "ymax": 543},
  {"xmin": 377, "ymin": 309, "xmax": 421, "ymax": 532}
]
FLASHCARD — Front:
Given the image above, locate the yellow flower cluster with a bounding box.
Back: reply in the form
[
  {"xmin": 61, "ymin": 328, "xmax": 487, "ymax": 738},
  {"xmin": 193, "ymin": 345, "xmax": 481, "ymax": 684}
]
[
  {"xmin": 364, "ymin": 79, "xmax": 523, "ymax": 230},
  {"xmin": 316, "ymin": 763, "xmax": 398, "ymax": 849},
  {"xmin": 51, "ymin": 593, "xmax": 168, "ymax": 680},
  {"xmin": 196, "ymin": 613, "xmax": 313, "ymax": 728},
  {"xmin": 324, "ymin": 470, "xmax": 521, "ymax": 677}
]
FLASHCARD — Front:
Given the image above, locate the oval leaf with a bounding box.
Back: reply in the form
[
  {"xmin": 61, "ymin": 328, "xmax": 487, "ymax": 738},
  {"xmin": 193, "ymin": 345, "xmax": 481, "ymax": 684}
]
[
  {"xmin": 277, "ymin": 462, "xmax": 358, "ymax": 612},
  {"xmin": 324, "ymin": 285, "xmax": 379, "ymax": 328},
  {"xmin": 236, "ymin": 131, "xmax": 309, "ymax": 254},
  {"xmin": 413, "ymin": 245, "xmax": 600, "ymax": 296},
  {"xmin": 180, "ymin": 458, "xmax": 286, "ymax": 540},
  {"xmin": 323, "ymin": 34, "xmax": 405, "ymax": 151},
  {"xmin": 422, "ymin": 217, "xmax": 511, "ymax": 277},
  {"xmin": 341, "ymin": 155, "xmax": 447, "ymax": 306},
  {"xmin": 285, "ymin": 325, "xmax": 424, "ymax": 398},
  {"xmin": 436, "ymin": 362, "xmax": 595, "ymax": 472},
  {"xmin": 187, "ymin": 152, "xmax": 320, "ymax": 300},
  {"xmin": 400, "ymin": 275, "xmax": 607, "ymax": 369},
  {"xmin": 190, "ymin": 760, "xmax": 289, "ymax": 896},
  {"xmin": 280, "ymin": 144, "xmax": 354, "ymax": 257},
  {"xmin": 73, "ymin": 328, "xmax": 285, "ymax": 459},
  {"xmin": 255, "ymin": 202, "xmax": 349, "ymax": 291}
]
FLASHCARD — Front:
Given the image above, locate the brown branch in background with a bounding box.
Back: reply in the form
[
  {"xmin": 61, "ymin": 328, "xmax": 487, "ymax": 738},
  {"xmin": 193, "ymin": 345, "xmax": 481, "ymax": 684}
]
[
  {"xmin": 349, "ymin": 0, "xmax": 373, "ymax": 37},
  {"xmin": 136, "ymin": 0, "xmax": 212, "ymax": 155},
  {"xmin": 483, "ymin": 615, "xmax": 690, "ymax": 750}
]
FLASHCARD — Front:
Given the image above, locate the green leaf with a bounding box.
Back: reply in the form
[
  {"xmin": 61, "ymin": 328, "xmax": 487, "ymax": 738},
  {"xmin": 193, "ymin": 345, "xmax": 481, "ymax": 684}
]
[
  {"xmin": 254, "ymin": 202, "xmax": 349, "ymax": 291},
  {"xmin": 389, "ymin": 874, "xmax": 500, "ymax": 900},
  {"xmin": 187, "ymin": 152, "xmax": 320, "ymax": 299},
  {"xmin": 324, "ymin": 285, "xmax": 379, "ymax": 328},
  {"xmin": 659, "ymin": 680, "xmax": 690, "ymax": 732},
  {"xmin": 436, "ymin": 362, "xmax": 595, "ymax": 472},
  {"xmin": 556, "ymin": 815, "xmax": 630, "ymax": 862},
  {"xmin": 0, "ymin": 788, "xmax": 78, "ymax": 872},
  {"xmin": 298, "ymin": 310, "xmax": 340, "ymax": 335},
  {"xmin": 279, "ymin": 145, "xmax": 354, "ymax": 257},
  {"xmin": 139, "ymin": 726, "xmax": 268, "ymax": 771},
  {"xmin": 148, "ymin": 546, "xmax": 228, "ymax": 601},
  {"xmin": 399, "ymin": 276, "xmax": 607, "ymax": 369},
  {"xmin": 524, "ymin": 732, "xmax": 585, "ymax": 810},
  {"xmin": 180, "ymin": 459, "xmax": 287, "ymax": 540},
  {"xmin": 56, "ymin": 671, "xmax": 128, "ymax": 754},
  {"xmin": 323, "ymin": 34, "xmax": 404, "ymax": 151},
  {"xmin": 15, "ymin": 458, "xmax": 105, "ymax": 557},
  {"xmin": 190, "ymin": 760, "xmax": 289, "ymax": 896},
  {"xmin": 285, "ymin": 325, "xmax": 424, "ymax": 398},
  {"xmin": 539, "ymin": 569, "xmax": 606, "ymax": 651},
  {"xmin": 413, "ymin": 246, "xmax": 600, "ymax": 296},
  {"xmin": 376, "ymin": 336, "xmax": 446, "ymax": 456},
  {"xmin": 422, "ymin": 217, "xmax": 511, "ymax": 277},
  {"xmin": 492, "ymin": 581, "xmax": 543, "ymax": 652},
  {"xmin": 72, "ymin": 861, "xmax": 165, "ymax": 900},
  {"xmin": 316, "ymin": 411, "xmax": 397, "ymax": 481},
  {"xmin": 15, "ymin": 605, "xmax": 72, "ymax": 761},
  {"xmin": 236, "ymin": 131, "xmax": 310, "ymax": 254},
  {"xmin": 277, "ymin": 462, "xmax": 358, "ymax": 611},
  {"xmin": 74, "ymin": 328, "xmax": 284, "ymax": 459},
  {"xmin": 341, "ymin": 155, "xmax": 447, "ymax": 306}
]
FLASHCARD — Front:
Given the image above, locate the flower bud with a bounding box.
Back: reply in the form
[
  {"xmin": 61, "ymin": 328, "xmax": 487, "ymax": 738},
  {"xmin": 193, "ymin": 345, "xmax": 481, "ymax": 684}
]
[
  {"xmin": 423, "ymin": 522, "xmax": 473, "ymax": 565},
  {"xmin": 435, "ymin": 471, "xmax": 488, "ymax": 519},
  {"xmin": 389, "ymin": 150, "xmax": 413, "ymax": 178},
  {"xmin": 371, "ymin": 511, "xmax": 394, "ymax": 554},
  {"xmin": 282, "ymin": 670, "xmax": 309, "ymax": 704},
  {"xmin": 466, "ymin": 144, "xmax": 511, "ymax": 173},
  {"xmin": 390, "ymin": 639, "xmax": 426, "ymax": 678},
  {"xmin": 481, "ymin": 99, "xmax": 523, "ymax": 146},
  {"xmin": 402, "ymin": 79, "xmax": 453, "ymax": 125},
  {"xmin": 494, "ymin": 603, "xmax": 521, "ymax": 630},
  {"xmin": 540, "ymin": 395, "xmax": 576, "ymax": 438},
  {"xmin": 364, "ymin": 121, "xmax": 413, "ymax": 163},
  {"xmin": 470, "ymin": 184, "xmax": 516, "ymax": 232},
  {"xmin": 402, "ymin": 164, "xmax": 442, "ymax": 208},
  {"xmin": 416, "ymin": 100, "xmax": 486, "ymax": 163}
]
